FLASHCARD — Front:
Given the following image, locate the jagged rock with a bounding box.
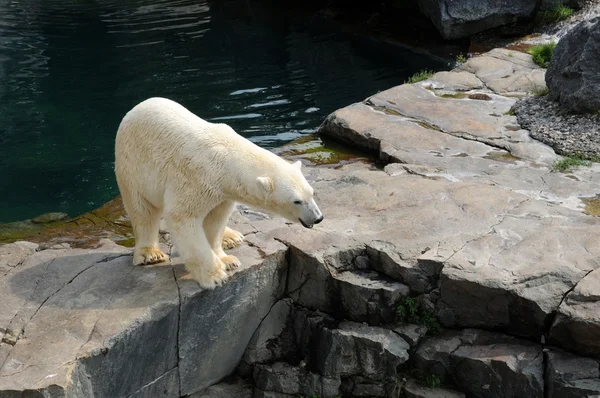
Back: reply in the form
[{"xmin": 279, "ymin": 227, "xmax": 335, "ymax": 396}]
[
  {"xmin": 390, "ymin": 324, "xmax": 428, "ymax": 348},
  {"xmin": 403, "ymin": 379, "xmax": 465, "ymax": 398},
  {"xmin": 545, "ymin": 348, "xmax": 600, "ymax": 398},
  {"xmin": 292, "ymin": 307, "xmax": 338, "ymax": 365},
  {"xmin": 314, "ymin": 322, "xmax": 409, "ymax": 380},
  {"xmin": 253, "ymin": 362, "xmax": 341, "ymax": 398},
  {"xmin": 342, "ymin": 376, "xmax": 389, "ymax": 397},
  {"xmin": 416, "ymin": 0, "xmax": 536, "ymax": 39},
  {"xmin": 549, "ymin": 267, "xmax": 600, "ymax": 357},
  {"xmin": 243, "ymin": 299, "xmax": 295, "ymax": 365},
  {"xmin": 547, "ymin": 17, "xmax": 600, "ymax": 113},
  {"xmin": 177, "ymin": 244, "xmax": 288, "ymax": 395},
  {"xmin": 438, "ymin": 199, "xmax": 600, "ymax": 339},
  {"xmin": 413, "ymin": 329, "xmax": 543, "ymax": 398},
  {"xmin": 283, "ymin": 232, "xmax": 408, "ymax": 325},
  {"xmin": 335, "ymin": 270, "xmax": 409, "ymax": 325}
]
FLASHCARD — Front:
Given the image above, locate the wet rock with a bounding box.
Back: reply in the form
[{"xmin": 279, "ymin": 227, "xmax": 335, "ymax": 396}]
[
  {"xmin": 417, "ymin": 0, "xmax": 536, "ymax": 39},
  {"xmin": 313, "ymin": 322, "xmax": 409, "ymax": 380},
  {"xmin": 547, "ymin": 17, "xmax": 600, "ymax": 113},
  {"xmin": 549, "ymin": 267, "xmax": 600, "ymax": 357},
  {"xmin": 545, "ymin": 348, "xmax": 600, "ymax": 398},
  {"xmin": 31, "ymin": 212, "xmax": 69, "ymax": 224},
  {"xmin": 413, "ymin": 329, "xmax": 543, "ymax": 398}
]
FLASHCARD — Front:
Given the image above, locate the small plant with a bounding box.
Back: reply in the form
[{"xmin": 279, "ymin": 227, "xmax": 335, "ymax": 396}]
[
  {"xmin": 396, "ymin": 297, "xmax": 442, "ymax": 335},
  {"xmin": 531, "ymin": 85, "xmax": 550, "ymax": 96},
  {"xmin": 536, "ymin": 4, "xmax": 574, "ymax": 24},
  {"xmin": 425, "ymin": 374, "xmax": 442, "ymax": 389},
  {"xmin": 406, "ymin": 70, "xmax": 434, "ymax": 84},
  {"xmin": 553, "ymin": 154, "xmax": 592, "ymax": 172},
  {"xmin": 530, "ymin": 43, "xmax": 557, "ymax": 68},
  {"xmin": 455, "ymin": 53, "xmax": 467, "ymax": 64}
]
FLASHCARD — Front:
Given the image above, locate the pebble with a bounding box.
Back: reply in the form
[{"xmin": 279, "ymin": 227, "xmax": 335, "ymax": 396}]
[{"xmin": 514, "ymin": 96, "xmax": 600, "ymax": 157}]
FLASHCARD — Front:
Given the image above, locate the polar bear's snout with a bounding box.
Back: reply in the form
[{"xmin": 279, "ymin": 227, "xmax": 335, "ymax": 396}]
[{"xmin": 299, "ymin": 199, "xmax": 323, "ymax": 228}]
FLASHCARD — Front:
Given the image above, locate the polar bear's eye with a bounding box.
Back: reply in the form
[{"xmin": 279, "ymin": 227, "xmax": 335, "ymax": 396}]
[{"xmin": 293, "ymin": 200, "xmax": 302, "ymax": 205}]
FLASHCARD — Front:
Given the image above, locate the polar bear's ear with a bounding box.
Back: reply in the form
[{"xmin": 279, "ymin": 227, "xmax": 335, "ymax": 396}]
[
  {"xmin": 256, "ymin": 177, "xmax": 274, "ymax": 194},
  {"xmin": 292, "ymin": 160, "xmax": 302, "ymax": 169}
]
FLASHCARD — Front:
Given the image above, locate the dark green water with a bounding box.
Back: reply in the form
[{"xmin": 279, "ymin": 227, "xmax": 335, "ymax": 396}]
[{"xmin": 0, "ymin": 0, "xmax": 450, "ymax": 222}]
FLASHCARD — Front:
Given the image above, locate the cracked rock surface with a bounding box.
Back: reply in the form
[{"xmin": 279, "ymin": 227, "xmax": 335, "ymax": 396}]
[{"xmin": 2, "ymin": 48, "xmax": 600, "ymax": 397}]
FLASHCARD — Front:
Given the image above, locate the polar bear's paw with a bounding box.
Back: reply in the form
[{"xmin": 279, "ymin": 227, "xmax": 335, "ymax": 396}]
[
  {"xmin": 222, "ymin": 227, "xmax": 244, "ymax": 250},
  {"xmin": 220, "ymin": 254, "xmax": 241, "ymax": 271},
  {"xmin": 189, "ymin": 260, "xmax": 229, "ymax": 289},
  {"xmin": 134, "ymin": 246, "xmax": 169, "ymax": 265}
]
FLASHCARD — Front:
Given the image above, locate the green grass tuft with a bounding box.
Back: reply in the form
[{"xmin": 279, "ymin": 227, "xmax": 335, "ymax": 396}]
[
  {"xmin": 396, "ymin": 297, "xmax": 442, "ymax": 335},
  {"xmin": 536, "ymin": 5, "xmax": 574, "ymax": 24},
  {"xmin": 406, "ymin": 70, "xmax": 434, "ymax": 84},
  {"xmin": 455, "ymin": 53, "xmax": 467, "ymax": 64},
  {"xmin": 553, "ymin": 154, "xmax": 594, "ymax": 172},
  {"xmin": 530, "ymin": 43, "xmax": 557, "ymax": 68},
  {"xmin": 426, "ymin": 374, "xmax": 442, "ymax": 389}
]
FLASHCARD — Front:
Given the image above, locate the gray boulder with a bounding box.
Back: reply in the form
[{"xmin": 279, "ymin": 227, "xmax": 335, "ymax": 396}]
[
  {"xmin": 545, "ymin": 348, "xmax": 600, "ymax": 398},
  {"xmin": 417, "ymin": 0, "xmax": 536, "ymax": 39},
  {"xmin": 547, "ymin": 17, "xmax": 600, "ymax": 113},
  {"xmin": 413, "ymin": 329, "xmax": 544, "ymax": 398}
]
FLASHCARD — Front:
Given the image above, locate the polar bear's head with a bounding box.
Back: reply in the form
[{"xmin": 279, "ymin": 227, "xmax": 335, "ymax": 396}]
[{"xmin": 256, "ymin": 161, "xmax": 323, "ymax": 228}]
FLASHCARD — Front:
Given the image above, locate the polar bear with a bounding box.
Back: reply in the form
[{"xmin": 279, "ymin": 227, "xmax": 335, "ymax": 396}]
[{"xmin": 115, "ymin": 97, "xmax": 323, "ymax": 289}]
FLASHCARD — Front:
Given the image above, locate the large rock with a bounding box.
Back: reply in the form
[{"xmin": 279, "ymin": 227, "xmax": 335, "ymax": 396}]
[
  {"xmin": 417, "ymin": 0, "xmax": 536, "ymax": 39},
  {"xmin": 413, "ymin": 329, "xmax": 544, "ymax": 398},
  {"xmin": 549, "ymin": 267, "xmax": 600, "ymax": 357},
  {"xmin": 313, "ymin": 322, "xmax": 410, "ymax": 380},
  {"xmin": 253, "ymin": 362, "xmax": 341, "ymax": 398},
  {"xmin": 177, "ymin": 243, "xmax": 288, "ymax": 395},
  {"xmin": 0, "ymin": 235, "xmax": 289, "ymax": 397},
  {"xmin": 545, "ymin": 348, "xmax": 600, "ymax": 398},
  {"xmin": 0, "ymin": 240, "xmax": 180, "ymax": 397},
  {"xmin": 547, "ymin": 17, "xmax": 600, "ymax": 113}
]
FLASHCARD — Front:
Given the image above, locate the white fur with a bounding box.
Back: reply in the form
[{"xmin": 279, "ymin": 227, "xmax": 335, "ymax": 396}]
[{"xmin": 115, "ymin": 97, "xmax": 322, "ymax": 289}]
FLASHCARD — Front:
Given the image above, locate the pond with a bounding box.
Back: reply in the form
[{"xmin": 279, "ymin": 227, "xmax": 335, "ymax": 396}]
[{"xmin": 0, "ymin": 0, "xmax": 451, "ymax": 222}]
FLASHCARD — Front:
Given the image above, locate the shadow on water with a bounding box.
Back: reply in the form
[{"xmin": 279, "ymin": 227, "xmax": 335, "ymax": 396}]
[{"xmin": 0, "ymin": 0, "xmax": 453, "ymax": 222}]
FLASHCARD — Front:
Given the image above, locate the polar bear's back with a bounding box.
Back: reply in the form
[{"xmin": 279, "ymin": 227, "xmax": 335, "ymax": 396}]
[{"xmin": 115, "ymin": 97, "xmax": 282, "ymax": 207}]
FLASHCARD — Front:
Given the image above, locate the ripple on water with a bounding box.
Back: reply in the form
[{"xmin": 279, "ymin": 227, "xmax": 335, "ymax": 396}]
[{"xmin": 0, "ymin": 0, "xmax": 451, "ymax": 222}]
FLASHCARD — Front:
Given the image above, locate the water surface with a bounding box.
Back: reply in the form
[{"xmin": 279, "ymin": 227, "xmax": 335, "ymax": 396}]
[{"xmin": 0, "ymin": 0, "xmax": 449, "ymax": 222}]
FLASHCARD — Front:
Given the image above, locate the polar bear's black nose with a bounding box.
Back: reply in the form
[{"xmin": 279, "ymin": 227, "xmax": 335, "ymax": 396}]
[{"xmin": 314, "ymin": 215, "xmax": 324, "ymax": 224}]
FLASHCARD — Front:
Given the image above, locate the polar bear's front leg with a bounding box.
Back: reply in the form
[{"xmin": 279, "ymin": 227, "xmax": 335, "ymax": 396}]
[
  {"xmin": 204, "ymin": 201, "xmax": 241, "ymax": 271},
  {"xmin": 165, "ymin": 213, "xmax": 228, "ymax": 289}
]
